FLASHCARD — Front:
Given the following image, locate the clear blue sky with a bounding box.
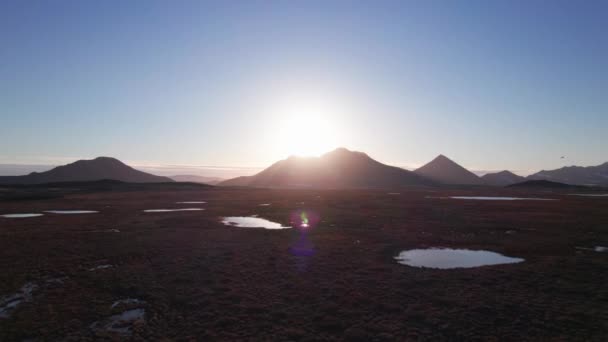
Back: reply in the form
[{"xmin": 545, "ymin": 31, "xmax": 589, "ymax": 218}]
[{"xmin": 1, "ymin": 0, "xmax": 606, "ymax": 176}]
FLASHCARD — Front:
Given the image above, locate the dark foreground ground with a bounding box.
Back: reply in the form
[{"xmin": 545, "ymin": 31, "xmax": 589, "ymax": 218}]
[{"xmin": 0, "ymin": 185, "xmax": 607, "ymax": 341}]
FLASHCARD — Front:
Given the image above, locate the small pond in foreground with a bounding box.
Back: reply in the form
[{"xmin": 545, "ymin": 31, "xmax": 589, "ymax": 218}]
[
  {"xmin": 450, "ymin": 196, "xmax": 555, "ymax": 201},
  {"xmin": 395, "ymin": 248, "xmax": 524, "ymax": 269},
  {"xmin": 222, "ymin": 216, "xmax": 291, "ymax": 229},
  {"xmin": 1, "ymin": 213, "xmax": 44, "ymax": 218},
  {"xmin": 143, "ymin": 208, "xmax": 204, "ymax": 213},
  {"xmin": 44, "ymin": 210, "xmax": 99, "ymax": 214}
]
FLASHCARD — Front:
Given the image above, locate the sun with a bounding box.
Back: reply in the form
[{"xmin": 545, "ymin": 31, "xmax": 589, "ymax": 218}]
[{"xmin": 275, "ymin": 98, "xmax": 341, "ymax": 157}]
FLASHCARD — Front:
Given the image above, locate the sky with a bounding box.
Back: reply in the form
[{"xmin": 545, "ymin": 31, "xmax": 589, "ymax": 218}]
[{"xmin": 1, "ymin": 0, "xmax": 606, "ymax": 177}]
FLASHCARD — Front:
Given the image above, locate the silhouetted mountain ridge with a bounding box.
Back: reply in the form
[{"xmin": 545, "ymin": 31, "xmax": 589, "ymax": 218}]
[
  {"xmin": 527, "ymin": 162, "xmax": 608, "ymax": 186},
  {"xmin": 0, "ymin": 157, "xmax": 172, "ymax": 184},
  {"xmin": 414, "ymin": 154, "xmax": 483, "ymax": 185},
  {"xmin": 220, "ymin": 147, "xmax": 435, "ymax": 188},
  {"xmin": 170, "ymin": 175, "xmax": 223, "ymax": 184},
  {"xmin": 508, "ymin": 180, "xmax": 574, "ymax": 188},
  {"xmin": 481, "ymin": 170, "xmax": 525, "ymax": 186}
]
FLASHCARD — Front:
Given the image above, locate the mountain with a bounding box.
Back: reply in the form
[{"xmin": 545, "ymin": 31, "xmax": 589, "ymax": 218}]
[
  {"xmin": 507, "ymin": 180, "xmax": 575, "ymax": 189},
  {"xmin": 0, "ymin": 157, "xmax": 173, "ymax": 184},
  {"xmin": 527, "ymin": 162, "xmax": 608, "ymax": 186},
  {"xmin": 219, "ymin": 147, "xmax": 435, "ymax": 188},
  {"xmin": 414, "ymin": 155, "xmax": 483, "ymax": 185},
  {"xmin": 481, "ymin": 170, "xmax": 525, "ymax": 186},
  {"xmin": 170, "ymin": 175, "xmax": 224, "ymax": 185}
]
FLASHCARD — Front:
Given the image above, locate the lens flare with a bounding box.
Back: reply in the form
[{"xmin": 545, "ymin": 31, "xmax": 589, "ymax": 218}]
[
  {"xmin": 291, "ymin": 210, "xmax": 318, "ymax": 229},
  {"xmin": 300, "ymin": 212, "xmax": 309, "ymax": 228},
  {"xmin": 288, "ymin": 209, "xmax": 320, "ymax": 272}
]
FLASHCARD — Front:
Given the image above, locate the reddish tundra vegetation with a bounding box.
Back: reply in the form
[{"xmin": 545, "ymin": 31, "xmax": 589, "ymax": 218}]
[{"xmin": 0, "ymin": 186, "xmax": 607, "ymax": 340}]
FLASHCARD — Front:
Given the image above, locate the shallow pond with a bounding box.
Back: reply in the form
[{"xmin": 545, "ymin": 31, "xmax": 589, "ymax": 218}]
[
  {"xmin": 222, "ymin": 216, "xmax": 291, "ymax": 229},
  {"xmin": 576, "ymin": 246, "xmax": 607, "ymax": 252},
  {"xmin": 569, "ymin": 194, "xmax": 608, "ymax": 197},
  {"xmin": 91, "ymin": 308, "xmax": 145, "ymax": 335},
  {"xmin": 89, "ymin": 264, "xmax": 113, "ymax": 271},
  {"xmin": 45, "ymin": 210, "xmax": 99, "ymax": 214},
  {"xmin": 395, "ymin": 248, "xmax": 524, "ymax": 269},
  {"xmin": 1, "ymin": 213, "xmax": 43, "ymax": 218},
  {"xmin": 0, "ymin": 282, "xmax": 37, "ymax": 318},
  {"xmin": 143, "ymin": 208, "xmax": 204, "ymax": 213},
  {"xmin": 449, "ymin": 196, "xmax": 555, "ymax": 201}
]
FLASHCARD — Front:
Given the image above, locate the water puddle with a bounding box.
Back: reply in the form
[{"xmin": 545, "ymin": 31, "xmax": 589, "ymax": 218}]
[
  {"xmin": 0, "ymin": 282, "xmax": 38, "ymax": 319},
  {"xmin": 45, "ymin": 210, "xmax": 99, "ymax": 214},
  {"xmin": 395, "ymin": 248, "xmax": 524, "ymax": 269},
  {"xmin": 258, "ymin": 203, "xmax": 271, "ymax": 206},
  {"xmin": 91, "ymin": 308, "xmax": 146, "ymax": 335},
  {"xmin": 222, "ymin": 216, "xmax": 291, "ymax": 229},
  {"xmin": 89, "ymin": 264, "xmax": 113, "ymax": 271},
  {"xmin": 89, "ymin": 228, "xmax": 120, "ymax": 233},
  {"xmin": 91, "ymin": 298, "xmax": 147, "ymax": 335},
  {"xmin": 176, "ymin": 201, "xmax": 206, "ymax": 204},
  {"xmin": 576, "ymin": 246, "xmax": 607, "ymax": 252},
  {"xmin": 1, "ymin": 213, "xmax": 43, "ymax": 218},
  {"xmin": 449, "ymin": 196, "xmax": 556, "ymax": 201},
  {"xmin": 569, "ymin": 194, "xmax": 608, "ymax": 197},
  {"xmin": 45, "ymin": 276, "xmax": 68, "ymax": 285},
  {"xmin": 111, "ymin": 298, "xmax": 145, "ymax": 309},
  {"xmin": 143, "ymin": 208, "xmax": 204, "ymax": 213}
]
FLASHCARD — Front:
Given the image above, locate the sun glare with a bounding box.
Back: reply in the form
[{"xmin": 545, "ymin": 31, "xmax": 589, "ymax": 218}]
[{"xmin": 274, "ymin": 96, "xmax": 341, "ymax": 157}]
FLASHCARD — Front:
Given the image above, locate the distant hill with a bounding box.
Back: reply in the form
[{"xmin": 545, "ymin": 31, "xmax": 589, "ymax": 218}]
[
  {"xmin": 527, "ymin": 162, "xmax": 608, "ymax": 186},
  {"xmin": 414, "ymin": 155, "xmax": 483, "ymax": 185},
  {"xmin": 508, "ymin": 180, "xmax": 573, "ymax": 189},
  {"xmin": 0, "ymin": 157, "xmax": 173, "ymax": 184},
  {"xmin": 219, "ymin": 147, "xmax": 435, "ymax": 188},
  {"xmin": 170, "ymin": 175, "xmax": 223, "ymax": 185},
  {"xmin": 481, "ymin": 170, "xmax": 525, "ymax": 186}
]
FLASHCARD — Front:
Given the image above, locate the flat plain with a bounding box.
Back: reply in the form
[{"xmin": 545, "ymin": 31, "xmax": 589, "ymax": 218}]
[{"xmin": 1, "ymin": 186, "xmax": 607, "ymax": 340}]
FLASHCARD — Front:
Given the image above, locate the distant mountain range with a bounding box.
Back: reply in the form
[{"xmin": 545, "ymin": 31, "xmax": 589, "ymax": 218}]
[
  {"xmin": 0, "ymin": 157, "xmax": 172, "ymax": 184},
  {"xmin": 526, "ymin": 162, "xmax": 608, "ymax": 186},
  {"xmin": 170, "ymin": 175, "xmax": 224, "ymax": 185},
  {"xmin": 0, "ymin": 151, "xmax": 605, "ymax": 188},
  {"xmin": 507, "ymin": 180, "xmax": 576, "ymax": 189},
  {"xmin": 219, "ymin": 147, "xmax": 435, "ymax": 188},
  {"xmin": 414, "ymin": 155, "xmax": 483, "ymax": 185},
  {"xmin": 481, "ymin": 170, "xmax": 526, "ymax": 186}
]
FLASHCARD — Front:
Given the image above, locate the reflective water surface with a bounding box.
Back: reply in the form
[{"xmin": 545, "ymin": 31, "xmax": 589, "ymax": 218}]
[
  {"xmin": 45, "ymin": 210, "xmax": 99, "ymax": 214},
  {"xmin": 89, "ymin": 264, "xmax": 113, "ymax": 271},
  {"xmin": 570, "ymin": 194, "xmax": 608, "ymax": 197},
  {"xmin": 577, "ymin": 246, "xmax": 608, "ymax": 252},
  {"xmin": 1, "ymin": 213, "xmax": 43, "ymax": 218},
  {"xmin": 222, "ymin": 216, "xmax": 291, "ymax": 229},
  {"xmin": 0, "ymin": 282, "xmax": 37, "ymax": 318},
  {"xmin": 176, "ymin": 201, "xmax": 206, "ymax": 204},
  {"xmin": 143, "ymin": 208, "xmax": 204, "ymax": 213},
  {"xmin": 395, "ymin": 248, "xmax": 524, "ymax": 269},
  {"xmin": 449, "ymin": 196, "xmax": 555, "ymax": 201}
]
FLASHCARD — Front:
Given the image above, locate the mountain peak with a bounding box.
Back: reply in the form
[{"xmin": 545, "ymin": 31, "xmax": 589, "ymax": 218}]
[
  {"xmin": 481, "ymin": 170, "xmax": 525, "ymax": 186},
  {"xmin": 414, "ymin": 154, "xmax": 482, "ymax": 185},
  {"xmin": 220, "ymin": 148, "xmax": 434, "ymax": 188},
  {"xmin": 431, "ymin": 154, "xmax": 457, "ymax": 164},
  {"xmin": 322, "ymin": 147, "xmax": 369, "ymax": 160},
  {"xmin": 0, "ymin": 156, "xmax": 172, "ymax": 185},
  {"xmin": 527, "ymin": 161, "xmax": 608, "ymax": 186}
]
